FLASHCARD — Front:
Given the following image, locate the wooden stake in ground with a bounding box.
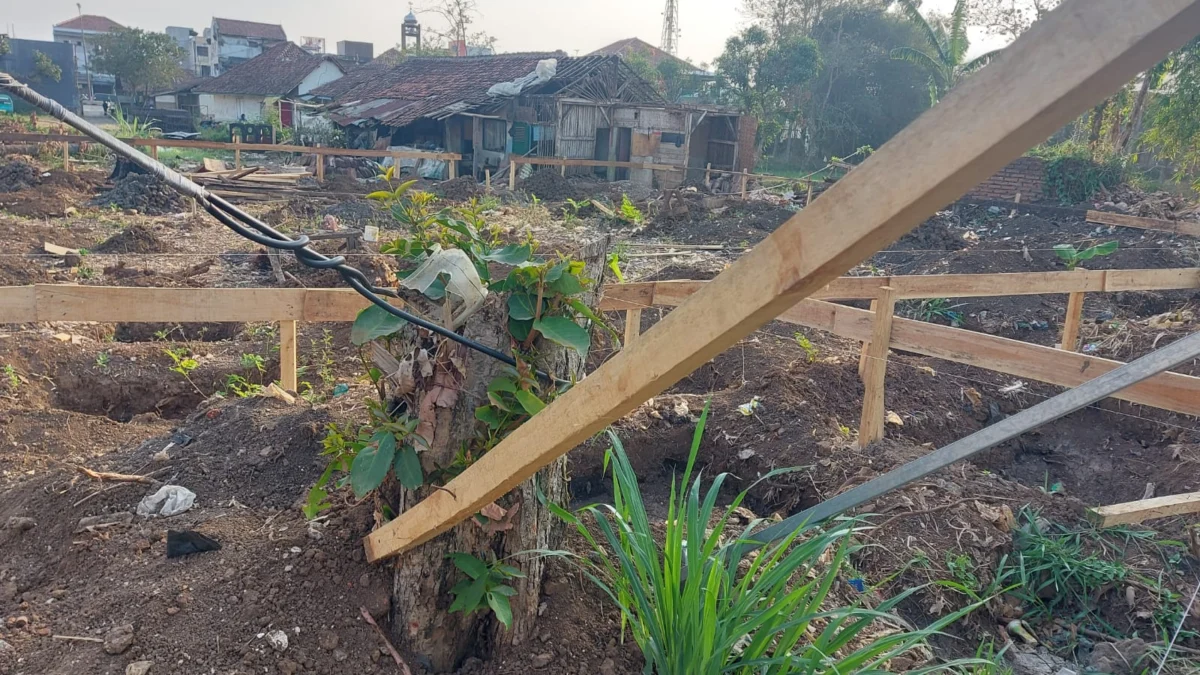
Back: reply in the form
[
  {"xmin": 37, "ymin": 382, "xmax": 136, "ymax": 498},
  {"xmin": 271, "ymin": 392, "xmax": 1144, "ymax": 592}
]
[
  {"xmin": 356, "ymin": 0, "xmax": 1200, "ymax": 561},
  {"xmin": 1060, "ymin": 290, "xmax": 1085, "ymax": 351},
  {"xmin": 278, "ymin": 320, "xmax": 297, "ymax": 392},
  {"xmin": 858, "ymin": 286, "xmax": 896, "ymax": 445}
]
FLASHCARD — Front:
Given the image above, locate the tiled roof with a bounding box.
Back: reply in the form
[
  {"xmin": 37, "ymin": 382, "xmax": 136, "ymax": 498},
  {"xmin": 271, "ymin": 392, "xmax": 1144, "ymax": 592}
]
[
  {"xmin": 591, "ymin": 37, "xmax": 706, "ymax": 74},
  {"xmin": 213, "ymin": 18, "xmax": 287, "ymax": 41},
  {"xmin": 54, "ymin": 15, "xmax": 124, "ymax": 33},
  {"xmin": 317, "ymin": 52, "xmax": 664, "ymax": 128},
  {"xmin": 195, "ymin": 42, "xmax": 338, "ymax": 96}
]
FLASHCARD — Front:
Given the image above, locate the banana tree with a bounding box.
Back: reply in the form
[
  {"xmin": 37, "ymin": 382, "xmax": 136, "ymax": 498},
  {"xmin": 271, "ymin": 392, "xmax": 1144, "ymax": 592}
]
[{"xmin": 891, "ymin": 0, "xmax": 1002, "ymax": 104}]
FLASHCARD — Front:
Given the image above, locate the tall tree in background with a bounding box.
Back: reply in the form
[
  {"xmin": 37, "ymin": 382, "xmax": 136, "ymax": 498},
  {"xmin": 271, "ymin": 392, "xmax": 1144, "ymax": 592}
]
[
  {"xmin": 716, "ymin": 27, "xmax": 822, "ymax": 152},
  {"xmin": 968, "ymin": 0, "xmax": 1059, "ymax": 41},
  {"xmin": 420, "ymin": 0, "xmax": 497, "ymax": 53},
  {"xmin": 1141, "ymin": 39, "xmax": 1200, "ymax": 182},
  {"xmin": 91, "ymin": 29, "xmax": 183, "ymax": 100},
  {"xmin": 890, "ymin": 0, "xmax": 1001, "ymax": 103},
  {"xmin": 740, "ymin": 0, "xmax": 870, "ymax": 39}
]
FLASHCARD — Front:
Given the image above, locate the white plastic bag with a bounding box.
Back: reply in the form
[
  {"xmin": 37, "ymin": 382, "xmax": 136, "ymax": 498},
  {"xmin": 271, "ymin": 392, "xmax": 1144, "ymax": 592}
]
[{"xmin": 137, "ymin": 485, "xmax": 197, "ymax": 517}]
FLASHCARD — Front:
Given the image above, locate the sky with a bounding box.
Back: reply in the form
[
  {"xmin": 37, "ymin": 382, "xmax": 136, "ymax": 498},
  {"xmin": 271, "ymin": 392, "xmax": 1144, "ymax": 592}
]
[{"xmin": 4, "ymin": 0, "xmax": 1000, "ymax": 67}]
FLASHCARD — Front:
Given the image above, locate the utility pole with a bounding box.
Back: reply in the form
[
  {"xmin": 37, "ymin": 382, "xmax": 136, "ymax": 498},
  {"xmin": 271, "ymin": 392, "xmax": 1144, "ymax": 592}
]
[
  {"xmin": 660, "ymin": 0, "xmax": 680, "ymax": 55},
  {"xmin": 77, "ymin": 3, "xmax": 94, "ymax": 101}
]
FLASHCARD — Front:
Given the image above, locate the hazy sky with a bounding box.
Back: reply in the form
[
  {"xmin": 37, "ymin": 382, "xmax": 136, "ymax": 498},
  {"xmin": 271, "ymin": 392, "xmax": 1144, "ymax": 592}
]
[{"xmin": 5, "ymin": 0, "xmax": 997, "ymax": 67}]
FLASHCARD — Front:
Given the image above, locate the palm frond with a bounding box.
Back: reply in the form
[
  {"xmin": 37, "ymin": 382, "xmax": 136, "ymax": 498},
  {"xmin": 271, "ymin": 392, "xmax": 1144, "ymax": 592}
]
[
  {"xmin": 891, "ymin": 46, "xmax": 949, "ymax": 86},
  {"xmin": 961, "ymin": 48, "xmax": 1005, "ymax": 74},
  {"xmin": 949, "ymin": 0, "xmax": 971, "ymax": 64},
  {"xmin": 894, "ymin": 0, "xmax": 949, "ymax": 66}
]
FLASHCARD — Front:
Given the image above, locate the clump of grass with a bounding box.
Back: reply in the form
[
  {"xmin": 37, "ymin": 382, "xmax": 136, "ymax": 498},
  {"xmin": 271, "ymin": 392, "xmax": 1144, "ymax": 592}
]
[{"xmin": 542, "ymin": 404, "xmax": 989, "ymax": 674}]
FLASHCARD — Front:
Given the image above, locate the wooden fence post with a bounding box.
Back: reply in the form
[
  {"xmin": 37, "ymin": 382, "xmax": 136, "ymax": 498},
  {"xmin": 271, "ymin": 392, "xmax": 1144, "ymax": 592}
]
[
  {"xmin": 705, "ymin": 163, "xmax": 712, "ymax": 183},
  {"xmin": 858, "ymin": 286, "xmax": 896, "ymax": 446},
  {"xmin": 448, "ymin": 157, "xmax": 457, "ymax": 180},
  {"xmin": 279, "ymin": 320, "xmax": 298, "ymax": 392},
  {"xmin": 315, "ymin": 151, "xmax": 324, "ymax": 182},
  {"xmin": 485, "ymin": 169, "xmax": 491, "ymax": 192},
  {"xmin": 150, "ymin": 143, "xmax": 159, "ymax": 161},
  {"xmin": 741, "ymin": 170, "xmax": 749, "ymax": 199},
  {"xmin": 509, "ymin": 162, "xmax": 517, "ymax": 190},
  {"xmin": 806, "ymin": 181, "xmax": 814, "ymax": 205},
  {"xmin": 234, "ymin": 139, "xmax": 242, "ymax": 169},
  {"xmin": 1061, "ymin": 290, "xmax": 1085, "ymax": 351},
  {"xmin": 624, "ymin": 309, "xmax": 642, "ymax": 349},
  {"xmin": 62, "ymin": 142, "xmax": 71, "ymax": 172}
]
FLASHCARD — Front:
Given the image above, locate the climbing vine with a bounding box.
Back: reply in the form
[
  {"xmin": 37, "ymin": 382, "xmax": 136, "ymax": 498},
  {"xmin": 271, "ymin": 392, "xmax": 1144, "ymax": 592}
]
[{"xmin": 1029, "ymin": 141, "xmax": 1125, "ymax": 204}]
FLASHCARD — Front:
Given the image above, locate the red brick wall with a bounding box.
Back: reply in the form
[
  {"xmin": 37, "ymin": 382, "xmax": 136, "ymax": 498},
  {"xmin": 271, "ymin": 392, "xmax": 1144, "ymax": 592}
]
[
  {"xmin": 735, "ymin": 116, "xmax": 758, "ymax": 173},
  {"xmin": 966, "ymin": 156, "xmax": 1046, "ymax": 201}
]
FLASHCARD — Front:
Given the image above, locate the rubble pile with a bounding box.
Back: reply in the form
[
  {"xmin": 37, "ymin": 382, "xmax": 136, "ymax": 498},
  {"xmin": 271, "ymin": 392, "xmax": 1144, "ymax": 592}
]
[
  {"xmin": 1099, "ymin": 185, "xmax": 1200, "ymax": 220},
  {"xmin": 520, "ymin": 168, "xmax": 578, "ymax": 201},
  {"xmin": 0, "ymin": 160, "xmax": 42, "ymax": 193},
  {"xmin": 90, "ymin": 174, "xmax": 186, "ymax": 215},
  {"xmin": 435, "ymin": 176, "xmax": 483, "ymax": 201}
]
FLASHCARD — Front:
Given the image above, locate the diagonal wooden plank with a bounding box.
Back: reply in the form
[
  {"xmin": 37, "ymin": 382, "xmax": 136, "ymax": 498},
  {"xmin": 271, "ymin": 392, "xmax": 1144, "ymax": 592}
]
[{"xmin": 364, "ymin": 0, "xmax": 1200, "ymax": 562}]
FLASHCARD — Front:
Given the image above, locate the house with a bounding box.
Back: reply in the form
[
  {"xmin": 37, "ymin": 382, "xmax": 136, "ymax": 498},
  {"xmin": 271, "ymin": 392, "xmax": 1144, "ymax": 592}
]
[
  {"xmin": 591, "ymin": 37, "xmax": 705, "ymax": 75},
  {"xmin": 52, "ymin": 14, "xmax": 124, "ymax": 98},
  {"xmin": 166, "ymin": 26, "xmax": 218, "ymax": 77},
  {"xmin": 0, "ymin": 38, "xmax": 78, "ymax": 112},
  {"xmin": 193, "ymin": 41, "xmax": 345, "ymax": 123},
  {"xmin": 337, "ymin": 41, "xmax": 374, "ymax": 64},
  {"xmin": 210, "ymin": 18, "xmax": 288, "ymax": 74},
  {"xmin": 311, "ymin": 51, "xmax": 753, "ymax": 187}
]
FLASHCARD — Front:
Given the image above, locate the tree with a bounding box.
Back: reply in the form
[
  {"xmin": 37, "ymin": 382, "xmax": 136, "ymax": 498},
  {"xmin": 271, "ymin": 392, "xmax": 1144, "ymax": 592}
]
[
  {"xmin": 91, "ymin": 29, "xmax": 184, "ymax": 100},
  {"xmin": 0, "ymin": 35, "xmax": 10, "ymax": 58},
  {"xmin": 891, "ymin": 0, "xmax": 1001, "ymax": 103},
  {"xmin": 420, "ymin": 0, "xmax": 497, "ymax": 53},
  {"xmin": 29, "ymin": 51, "xmax": 62, "ymax": 83},
  {"xmin": 1142, "ymin": 38, "xmax": 1200, "ymax": 182},
  {"xmin": 968, "ymin": 0, "xmax": 1059, "ymax": 41},
  {"xmin": 740, "ymin": 0, "xmax": 870, "ymax": 39},
  {"xmin": 716, "ymin": 26, "xmax": 822, "ymax": 151}
]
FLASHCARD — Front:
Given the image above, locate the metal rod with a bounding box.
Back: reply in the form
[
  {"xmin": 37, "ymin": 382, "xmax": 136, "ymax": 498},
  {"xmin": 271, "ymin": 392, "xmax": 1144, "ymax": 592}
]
[{"xmin": 740, "ymin": 329, "xmax": 1200, "ymax": 554}]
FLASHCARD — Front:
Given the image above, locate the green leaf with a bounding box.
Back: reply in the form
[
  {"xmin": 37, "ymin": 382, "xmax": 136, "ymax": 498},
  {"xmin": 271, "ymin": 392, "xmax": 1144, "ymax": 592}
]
[
  {"xmin": 549, "ymin": 273, "xmax": 584, "ymax": 296},
  {"xmin": 487, "ymin": 591, "xmax": 513, "ymax": 628},
  {"xmin": 544, "ymin": 261, "xmax": 567, "ymax": 282},
  {"xmin": 393, "ymin": 445, "xmax": 424, "ymax": 490},
  {"xmin": 508, "ymin": 317, "xmax": 533, "ymax": 342},
  {"xmin": 449, "ymin": 576, "xmax": 488, "ymax": 614},
  {"xmin": 350, "ymin": 431, "xmax": 396, "ymax": 498},
  {"xmin": 366, "ymin": 190, "xmax": 394, "ymax": 201},
  {"xmin": 475, "ymin": 405, "xmax": 503, "ymax": 429},
  {"xmin": 533, "ymin": 316, "xmax": 590, "ymax": 354},
  {"xmin": 488, "ymin": 377, "xmax": 517, "ymax": 394},
  {"xmin": 513, "ymin": 390, "xmax": 546, "ymax": 416},
  {"xmin": 448, "ymin": 552, "xmax": 489, "ymax": 579},
  {"xmin": 508, "ymin": 293, "xmax": 538, "ymax": 320},
  {"xmin": 1081, "ymin": 240, "xmax": 1118, "ymax": 259},
  {"xmin": 351, "ymin": 305, "xmax": 408, "ymax": 345},
  {"xmin": 1052, "ymin": 244, "xmax": 1077, "ymax": 262},
  {"xmin": 303, "ymin": 486, "xmax": 330, "ymax": 519},
  {"xmin": 481, "ymin": 244, "xmax": 532, "ymax": 265},
  {"xmin": 496, "ymin": 564, "xmax": 525, "ymax": 579}
]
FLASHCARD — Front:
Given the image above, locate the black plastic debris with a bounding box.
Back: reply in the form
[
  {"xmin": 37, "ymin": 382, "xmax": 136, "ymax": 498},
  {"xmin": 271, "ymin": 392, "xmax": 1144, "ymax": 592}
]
[{"xmin": 166, "ymin": 530, "xmax": 221, "ymax": 558}]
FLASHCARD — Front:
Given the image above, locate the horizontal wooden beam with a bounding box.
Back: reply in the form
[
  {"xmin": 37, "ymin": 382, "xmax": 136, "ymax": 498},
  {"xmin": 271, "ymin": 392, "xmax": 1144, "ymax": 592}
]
[
  {"xmin": 0, "ymin": 286, "xmax": 398, "ymax": 324},
  {"xmin": 1088, "ymin": 491, "xmax": 1200, "ymax": 527},
  {"xmin": 1086, "ymin": 210, "xmax": 1200, "ymax": 238},
  {"xmin": 597, "ymin": 267, "xmax": 1200, "ymax": 310},
  {"xmin": 511, "ymin": 155, "xmax": 679, "ymax": 171},
  {"xmin": 0, "ymin": 133, "xmax": 461, "ymax": 161},
  {"xmin": 362, "ymin": 0, "xmax": 1200, "ymax": 562}
]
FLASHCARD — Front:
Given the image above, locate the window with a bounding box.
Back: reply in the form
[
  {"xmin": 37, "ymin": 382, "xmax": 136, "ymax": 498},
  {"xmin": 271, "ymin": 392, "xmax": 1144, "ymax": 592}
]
[
  {"xmin": 195, "ymin": 46, "xmax": 208, "ymax": 57},
  {"xmin": 200, "ymin": 66, "xmax": 211, "ymax": 77},
  {"xmin": 482, "ymin": 119, "xmax": 507, "ymax": 152}
]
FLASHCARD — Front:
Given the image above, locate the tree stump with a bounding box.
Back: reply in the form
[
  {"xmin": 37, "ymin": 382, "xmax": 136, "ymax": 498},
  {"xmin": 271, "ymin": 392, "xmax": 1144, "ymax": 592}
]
[{"xmin": 385, "ymin": 236, "xmax": 609, "ymax": 672}]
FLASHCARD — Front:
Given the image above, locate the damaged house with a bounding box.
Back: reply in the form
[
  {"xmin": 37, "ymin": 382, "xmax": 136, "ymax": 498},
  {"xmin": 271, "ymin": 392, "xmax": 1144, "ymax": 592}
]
[
  {"xmin": 310, "ymin": 52, "xmax": 754, "ymax": 187},
  {"xmin": 193, "ymin": 42, "xmax": 346, "ymax": 124}
]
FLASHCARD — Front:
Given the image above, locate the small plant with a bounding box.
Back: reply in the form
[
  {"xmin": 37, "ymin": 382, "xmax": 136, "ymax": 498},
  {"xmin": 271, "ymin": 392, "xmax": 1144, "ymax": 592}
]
[
  {"xmin": 240, "ymin": 352, "xmax": 266, "ymax": 376},
  {"xmin": 224, "ymin": 374, "xmax": 262, "ymax": 398},
  {"xmin": 562, "ymin": 198, "xmax": 587, "ymax": 226},
  {"xmin": 109, "ymin": 106, "xmax": 160, "ymax": 139},
  {"xmin": 76, "ymin": 265, "xmax": 94, "ymax": 279},
  {"xmin": 163, "ymin": 347, "xmax": 203, "ymax": 395},
  {"xmin": 906, "ymin": 298, "xmax": 965, "ymax": 326},
  {"xmin": 446, "ymin": 552, "xmax": 524, "ymax": 629},
  {"xmin": 95, "ymin": 351, "xmax": 111, "ymax": 371},
  {"xmin": 3, "ymin": 364, "xmax": 20, "ymax": 391},
  {"xmin": 617, "ymin": 194, "xmax": 643, "ymax": 226},
  {"xmin": 606, "ymin": 251, "xmax": 625, "ymax": 284},
  {"xmin": 544, "ymin": 404, "xmax": 990, "ymax": 675},
  {"xmin": 1053, "ymin": 240, "xmax": 1118, "ymax": 270},
  {"xmin": 793, "ymin": 332, "xmax": 818, "ymax": 363}
]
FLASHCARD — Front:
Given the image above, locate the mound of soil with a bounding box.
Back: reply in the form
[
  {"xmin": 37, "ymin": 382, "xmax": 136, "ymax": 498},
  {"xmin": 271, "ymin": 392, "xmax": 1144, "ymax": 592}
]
[
  {"xmin": 520, "ymin": 169, "xmax": 577, "ymax": 201},
  {"xmin": 114, "ymin": 322, "xmax": 244, "ymax": 343},
  {"xmin": 0, "ymin": 160, "xmax": 41, "ymax": 193},
  {"xmin": 94, "ymin": 224, "xmax": 175, "ymax": 254},
  {"xmin": 91, "ymin": 174, "xmax": 186, "ymax": 215},
  {"xmin": 436, "ymin": 176, "xmax": 484, "ymax": 202},
  {"xmin": 323, "ymin": 199, "xmax": 386, "ymax": 226}
]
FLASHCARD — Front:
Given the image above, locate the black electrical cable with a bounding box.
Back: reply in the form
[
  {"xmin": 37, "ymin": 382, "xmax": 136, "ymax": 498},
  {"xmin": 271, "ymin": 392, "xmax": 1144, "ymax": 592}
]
[{"xmin": 0, "ymin": 72, "xmax": 559, "ymax": 382}]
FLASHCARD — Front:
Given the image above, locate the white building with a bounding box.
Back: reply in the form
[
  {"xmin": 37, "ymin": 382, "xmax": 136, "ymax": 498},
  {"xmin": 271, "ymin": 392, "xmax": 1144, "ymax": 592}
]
[
  {"xmin": 210, "ymin": 18, "xmax": 287, "ymax": 75},
  {"xmin": 193, "ymin": 42, "xmax": 345, "ymax": 124},
  {"xmin": 51, "ymin": 14, "xmax": 123, "ymax": 98}
]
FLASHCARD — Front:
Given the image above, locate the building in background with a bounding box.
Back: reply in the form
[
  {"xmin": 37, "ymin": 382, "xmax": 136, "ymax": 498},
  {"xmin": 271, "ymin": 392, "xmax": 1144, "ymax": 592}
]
[
  {"xmin": 336, "ymin": 41, "xmax": 373, "ymax": 64},
  {"xmin": 299, "ymin": 37, "xmax": 326, "ymax": 54},
  {"xmin": 166, "ymin": 26, "xmax": 198, "ymax": 74},
  {"xmin": 193, "ymin": 41, "xmax": 344, "ymax": 123},
  {"xmin": 52, "ymin": 14, "xmax": 123, "ymax": 100},
  {"xmin": 210, "ymin": 18, "xmax": 287, "ymax": 75},
  {"xmin": 401, "ymin": 12, "xmax": 421, "ymax": 52},
  {"xmin": 0, "ymin": 37, "xmax": 78, "ymax": 111}
]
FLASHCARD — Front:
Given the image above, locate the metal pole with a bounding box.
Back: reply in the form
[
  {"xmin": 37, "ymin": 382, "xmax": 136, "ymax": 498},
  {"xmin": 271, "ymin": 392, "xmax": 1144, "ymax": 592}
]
[
  {"xmin": 76, "ymin": 3, "xmax": 94, "ymax": 102},
  {"xmin": 739, "ymin": 329, "xmax": 1200, "ymax": 555}
]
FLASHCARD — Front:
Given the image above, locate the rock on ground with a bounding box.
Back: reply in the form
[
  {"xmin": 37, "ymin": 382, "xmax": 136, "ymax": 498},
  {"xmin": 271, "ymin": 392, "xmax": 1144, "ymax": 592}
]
[{"xmin": 103, "ymin": 623, "xmax": 135, "ymax": 655}]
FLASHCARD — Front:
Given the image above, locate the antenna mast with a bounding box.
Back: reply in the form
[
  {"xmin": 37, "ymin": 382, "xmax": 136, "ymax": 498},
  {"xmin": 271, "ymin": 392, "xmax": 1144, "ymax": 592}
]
[{"xmin": 661, "ymin": 0, "xmax": 680, "ymax": 55}]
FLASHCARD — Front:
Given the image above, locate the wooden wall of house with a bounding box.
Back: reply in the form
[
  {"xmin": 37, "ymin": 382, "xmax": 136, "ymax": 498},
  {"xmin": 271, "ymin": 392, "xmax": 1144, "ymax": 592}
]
[
  {"xmin": 612, "ymin": 107, "xmax": 688, "ymax": 188},
  {"xmin": 559, "ymin": 104, "xmax": 602, "ymax": 176}
]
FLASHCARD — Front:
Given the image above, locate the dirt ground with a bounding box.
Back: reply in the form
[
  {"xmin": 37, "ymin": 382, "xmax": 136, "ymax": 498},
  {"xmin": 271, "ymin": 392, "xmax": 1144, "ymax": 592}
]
[{"xmin": 1, "ymin": 155, "xmax": 1199, "ymax": 674}]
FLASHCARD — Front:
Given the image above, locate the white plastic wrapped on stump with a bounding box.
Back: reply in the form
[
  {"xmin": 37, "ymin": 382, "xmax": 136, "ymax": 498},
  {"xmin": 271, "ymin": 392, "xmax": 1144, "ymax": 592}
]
[{"xmin": 487, "ymin": 59, "xmax": 558, "ymax": 98}]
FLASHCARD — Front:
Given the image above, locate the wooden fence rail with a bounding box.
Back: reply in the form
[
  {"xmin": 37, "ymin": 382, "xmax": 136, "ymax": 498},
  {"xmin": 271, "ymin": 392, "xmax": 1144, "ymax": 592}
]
[{"xmin": 602, "ymin": 267, "xmax": 1200, "ymax": 432}]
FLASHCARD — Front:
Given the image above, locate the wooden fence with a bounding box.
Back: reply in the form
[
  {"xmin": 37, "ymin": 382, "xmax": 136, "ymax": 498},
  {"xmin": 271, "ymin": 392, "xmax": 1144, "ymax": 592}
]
[
  {"xmin": 0, "ymin": 132, "xmax": 462, "ymax": 181},
  {"xmin": 600, "ymin": 267, "xmax": 1200, "ymax": 438}
]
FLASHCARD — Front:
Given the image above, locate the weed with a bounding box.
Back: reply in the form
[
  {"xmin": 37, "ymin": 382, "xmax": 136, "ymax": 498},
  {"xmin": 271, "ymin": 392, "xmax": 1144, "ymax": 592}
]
[
  {"xmin": 543, "ymin": 404, "xmax": 990, "ymax": 674},
  {"xmin": 478, "ymin": 195, "xmax": 502, "ymax": 212},
  {"xmin": 163, "ymin": 347, "xmax": 203, "ymax": 395},
  {"xmin": 617, "ymin": 194, "xmax": 643, "ymax": 226},
  {"xmin": 3, "ymin": 364, "xmax": 20, "ymax": 391},
  {"xmin": 224, "ymin": 373, "xmax": 262, "ymax": 398},
  {"xmin": 793, "ymin": 332, "xmax": 818, "ymax": 363},
  {"xmin": 905, "ymin": 298, "xmax": 965, "ymax": 326},
  {"xmin": 240, "ymin": 352, "xmax": 266, "ymax": 376},
  {"xmin": 95, "ymin": 351, "xmax": 110, "ymax": 371},
  {"xmin": 446, "ymin": 552, "xmax": 524, "ymax": 629},
  {"xmin": 1053, "ymin": 240, "xmax": 1118, "ymax": 270},
  {"xmin": 77, "ymin": 265, "xmax": 94, "ymax": 279},
  {"xmin": 1029, "ymin": 141, "xmax": 1125, "ymax": 204},
  {"xmin": 562, "ymin": 198, "xmax": 587, "ymax": 226}
]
